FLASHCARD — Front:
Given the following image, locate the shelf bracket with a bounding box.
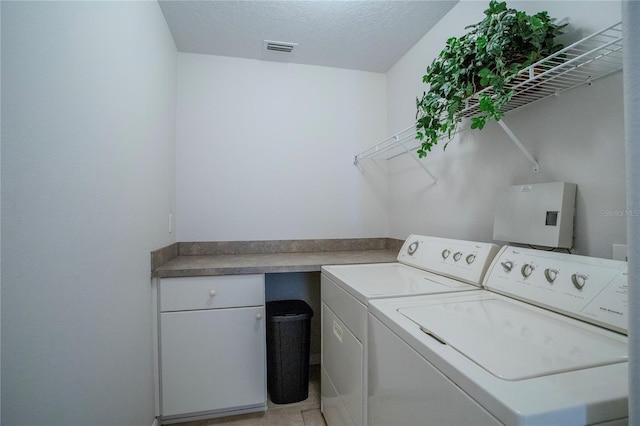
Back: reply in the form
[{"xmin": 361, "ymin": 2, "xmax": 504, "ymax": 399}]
[
  {"xmin": 353, "ymin": 125, "xmax": 437, "ymax": 182},
  {"xmin": 497, "ymin": 120, "xmax": 540, "ymax": 173},
  {"xmin": 396, "ymin": 135, "xmax": 438, "ymax": 183}
]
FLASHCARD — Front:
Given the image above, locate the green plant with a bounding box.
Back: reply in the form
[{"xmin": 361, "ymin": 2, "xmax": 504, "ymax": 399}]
[{"xmin": 415, "ymin": 0, "xmax": 565, "ymax": 157}]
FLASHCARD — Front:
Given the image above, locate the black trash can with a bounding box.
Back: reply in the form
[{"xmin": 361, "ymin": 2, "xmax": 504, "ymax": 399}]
[{"xmin": 266, "ymin": 299, "xmax": 314, "ymax": 404}]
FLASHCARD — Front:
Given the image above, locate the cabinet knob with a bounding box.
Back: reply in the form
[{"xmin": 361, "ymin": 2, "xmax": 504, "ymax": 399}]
[
  {"xmin": 256, "ymin": 313, "xmax": 263, "ymax": 320},
  {"xmin": 208, "ymin": 290, "xmax": 216, "ymax": 297}
]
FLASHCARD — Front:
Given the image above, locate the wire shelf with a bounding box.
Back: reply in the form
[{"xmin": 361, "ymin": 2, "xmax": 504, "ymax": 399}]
[{"xmin": 354, "ymin": 21, "xmax": 623, "ymax": 165}]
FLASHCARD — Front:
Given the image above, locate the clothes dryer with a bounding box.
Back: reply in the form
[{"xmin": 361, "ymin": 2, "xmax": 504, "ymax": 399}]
[
  {"xmin": 320, "ymin": 235, "xmax": 499, "ymax": 426},
  {"xmin": 368, "ymin": 246, "xmax": 629, "ymax": 425}
]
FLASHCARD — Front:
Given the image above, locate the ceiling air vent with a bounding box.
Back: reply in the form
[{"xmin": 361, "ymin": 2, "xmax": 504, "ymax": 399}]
[{"xmin": 263, "ymin": 40, "xmax": 298, "ymax": 54}]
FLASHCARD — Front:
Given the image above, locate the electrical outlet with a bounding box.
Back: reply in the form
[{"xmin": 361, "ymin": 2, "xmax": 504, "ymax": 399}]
[{"xmin": 612, "ymin": 244, "xmax": 627, "ymax": 261}]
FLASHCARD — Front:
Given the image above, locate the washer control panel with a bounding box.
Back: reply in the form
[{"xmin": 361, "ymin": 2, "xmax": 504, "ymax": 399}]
[
  {"xmin": 397, "ymin": 235, "xmax": 500, "ymax": 286},
  {"xmin": 484, "ymin": 246, "xmax": 628, "ymax": 334}
]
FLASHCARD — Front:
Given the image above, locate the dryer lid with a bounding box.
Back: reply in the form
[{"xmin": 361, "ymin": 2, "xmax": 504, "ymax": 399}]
[
  {"xmin": 323, "ymin": 263, "xmax": 476, "ymax": 305},
  {"xmin": 400, "ymin": 298, "xmax": 628, "ymax": 381}
]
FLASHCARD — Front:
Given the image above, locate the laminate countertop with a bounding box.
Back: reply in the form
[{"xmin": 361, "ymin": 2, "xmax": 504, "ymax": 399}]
[{"xmin": 151, "ymin": 238, "xmax": 402, "ymax": 278}]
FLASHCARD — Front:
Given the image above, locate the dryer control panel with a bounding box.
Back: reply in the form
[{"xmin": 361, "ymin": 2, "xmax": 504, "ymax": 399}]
[
  {"xmin": 397, "ymin": 235, "xmax": 499, "ymax": 286},
  {"xmin": 484, "ymin": 246, "xmax": 628, "ymax": 334}
]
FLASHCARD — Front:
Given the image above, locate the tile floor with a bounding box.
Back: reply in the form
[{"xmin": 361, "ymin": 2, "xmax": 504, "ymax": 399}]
[{"xmin": 170, "ymin": 364, "xmax": 326, "ymax": 426}]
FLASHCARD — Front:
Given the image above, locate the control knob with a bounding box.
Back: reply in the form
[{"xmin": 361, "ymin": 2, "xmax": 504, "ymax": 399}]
[
  {"xmin": 571, "ymin": 273, "xmax": 588, "ymax": 290},
  {"xmin": 466, "ymin": 254, "xmax": 476, "ymax": 264},
  {"xmin": 520, "ymin": 264, "xmax": 534, "ymax": 278},
  {"xmin": 501, "ymin": 261, "xmax": 514, "ymax": 272},
  {"xmin": 544, "ymin": 268, "xmax": 559, "ymax": 283},
  {"xmin": 407, "ymin": 241, "xmax": 419, "ymax": 255},
  {"xmin": 453, "ymin": 252, "xmax": 463, "ymax": 262},
  {"xmin": 441, "ymin": 249, "xmax": 451, "ymax": 259}
]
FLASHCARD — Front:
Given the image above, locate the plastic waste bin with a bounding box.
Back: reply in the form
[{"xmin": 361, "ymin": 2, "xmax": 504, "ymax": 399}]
[{"xmin": 266, "ymin": 299, "xmax": 314, "ymax": 404}]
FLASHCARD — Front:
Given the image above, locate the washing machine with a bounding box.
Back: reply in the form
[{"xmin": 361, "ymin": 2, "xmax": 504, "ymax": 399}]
[
  {"xmin": 320, "ymin": 235, "xmax": 500, "ymax": 426},
  {"xmin": 368, "ymin": 245, "xmax": 629, "ymax": 425}
]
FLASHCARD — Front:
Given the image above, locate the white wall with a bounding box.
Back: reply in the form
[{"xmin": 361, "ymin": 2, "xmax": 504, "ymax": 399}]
[
  {"xmin": 176, "ymin": 53, "xmax": 388, "ymax": 241},
  {"xmin": 386, "ymin": 1, "xmax": 624, "ymax": 258},
  {"xmin": 1, "ymin": 2, "xmax": 176, "ymax": 424}
]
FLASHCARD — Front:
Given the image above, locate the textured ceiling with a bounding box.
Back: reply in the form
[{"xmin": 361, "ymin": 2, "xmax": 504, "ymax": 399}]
[{"xmin": 158, "ymin": 1, "xmax": 458, "ymax": 73}]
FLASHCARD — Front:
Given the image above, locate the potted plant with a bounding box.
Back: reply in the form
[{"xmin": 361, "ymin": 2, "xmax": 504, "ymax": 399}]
[{"xmin": 415, "ymin": 0, "xmax": 565, "ymax": 157}]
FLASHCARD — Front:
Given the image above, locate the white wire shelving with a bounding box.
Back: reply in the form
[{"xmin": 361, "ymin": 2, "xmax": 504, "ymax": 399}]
[{"xmin": 354, "ymin": 21, "xmax": 624, "ymax": 178}]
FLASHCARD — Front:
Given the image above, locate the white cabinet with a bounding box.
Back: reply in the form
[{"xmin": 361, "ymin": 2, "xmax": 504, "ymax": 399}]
[{"xmin": 158, "ymin": 275, "xmax": 267, "ymax": 422}]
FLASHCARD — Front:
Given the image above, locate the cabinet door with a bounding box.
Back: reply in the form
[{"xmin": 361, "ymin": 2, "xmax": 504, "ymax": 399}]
[{"xmin": 160, "ymin": 306, "xmax": 266, "ymax": 417}]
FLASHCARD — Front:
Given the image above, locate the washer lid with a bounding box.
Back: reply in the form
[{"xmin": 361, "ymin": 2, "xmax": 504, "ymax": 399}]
[
  {"xmin": 323, "ymin": 263, "xmax": 476, "ymax": 305},
  {"xmin": 400, "ymin": 298, "xmax": 628, "ymax": 381}
]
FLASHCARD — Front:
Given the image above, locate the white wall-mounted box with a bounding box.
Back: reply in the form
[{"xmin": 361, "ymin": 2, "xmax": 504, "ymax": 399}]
[{"xmin": 493, "ymin": 182, "xmax": 577, "ymax": 248}]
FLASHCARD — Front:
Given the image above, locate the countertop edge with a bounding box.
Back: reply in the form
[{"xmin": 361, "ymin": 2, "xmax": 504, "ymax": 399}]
[{"xmin": 151, "ymin": 247, "xmax": 400, "ymax": 278}]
